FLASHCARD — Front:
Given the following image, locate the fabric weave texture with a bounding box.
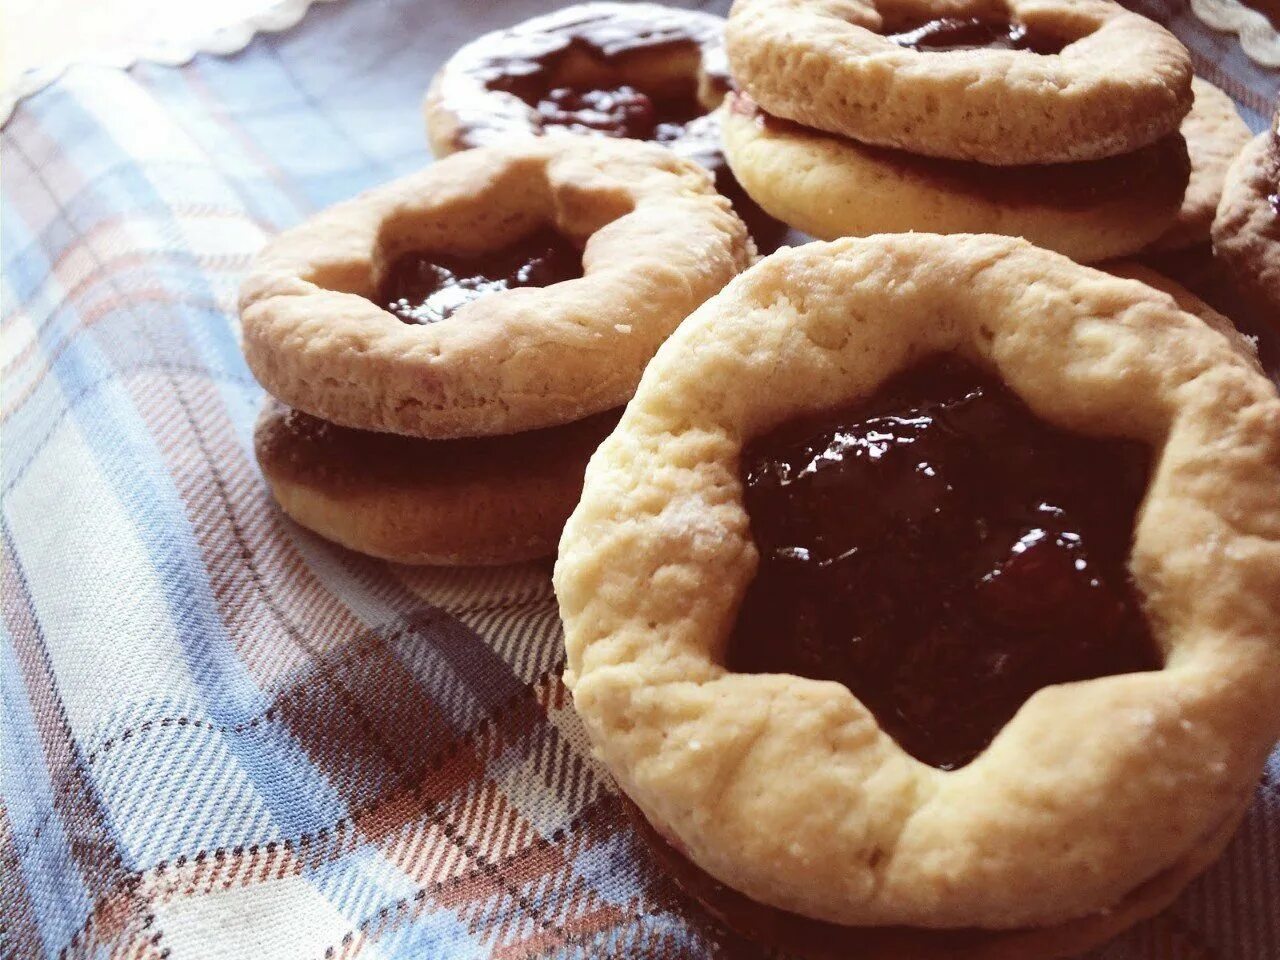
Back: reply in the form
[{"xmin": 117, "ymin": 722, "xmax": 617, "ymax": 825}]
[{"xmin": 2, "ymin": 1, "xmax": 1278, "ymax": 958}]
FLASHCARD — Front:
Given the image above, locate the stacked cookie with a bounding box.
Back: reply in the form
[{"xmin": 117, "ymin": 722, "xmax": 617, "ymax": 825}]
[
  {"xmin": 240, "ymin": 136, "xmax": 751, "ymax": 565},
  {"xmin": 720, "ymin": 0, "xmax": 1250, "ymax": 262}
]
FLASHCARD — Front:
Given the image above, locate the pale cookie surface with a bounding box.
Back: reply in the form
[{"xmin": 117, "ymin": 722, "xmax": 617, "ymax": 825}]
[
  {"xmin": 555, "ymin": 233, "xmax": 1280, "ymax": 930},
  {"xmin": 240, "ymin": 137, "xmax": 752, "ymax": 439},
  {"xmin": 725, "ymin": 0, "xmax": 1193, "ymax": 165},
  {"xmin": 255, "ymin": 400, "xmax": 618, "ymax": 566},
  {"xmin": 1147, "ymin": 77, "xmax": 1253, "ymax": 252},
  {"xmin": 1104, "ymin": 260, "xmax": 1263, "ymax": 367},
  {"xmin": 632, "ymin": 792, "xmax": 1249, "ymax": 960},
  {"xmin": 720, "ymin": 91, "xmax": 1188, "ymax": 262},
  {"xmin": 1212, "ymin": 118, "xmax": 1280, "ymax": 320}
]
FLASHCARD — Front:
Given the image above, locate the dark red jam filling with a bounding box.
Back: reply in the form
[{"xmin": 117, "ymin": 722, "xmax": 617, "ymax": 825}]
[
  {"xmin": 725, "ymin": 355, "xmax": 1160, "ymax": 770},
  {"xmin": 380, "ymin": 228, "xmax": 581, "ymax": 324},
  {"xmin": 885, "ymin": 16, "xmax": 1068, "ymax": 54},
  {"xmin": 472, "ymin": 7, "xmax": 722, "ymax": 148},
  {"xmin": 533, "ymin": 83, "xmax": 706, "ymax": 142},
  {"xmin": 450, "ymin": 8, "xmax": 785, "ymax": 248}
]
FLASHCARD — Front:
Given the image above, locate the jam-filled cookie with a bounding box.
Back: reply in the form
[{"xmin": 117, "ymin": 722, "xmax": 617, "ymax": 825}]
[
  {"xmin": 719, "ymin": 90, "xmax": 1189, "ymax": 261},
  {"xmin": 241, "ymin": 137, "xmax": 751, "ymax": 564},
  {"xmin": 1212, "ymin": 106, "xmax": 1280, "ymax": 320},
  {"xmin": 726, "ymin": 0, "xmax": 1193, "ymax": 165},
  {"xmin": 555, "ymin": 234, "xmax": 1280, "ymax": 952},
  {"xmin": 425, "ymin": 2, "xmax": 728, "ymax": 166},
  {"xmin": 425, "ymin": 2, "xmax": 785, "ymax": 247},
  {"xmin": 240, "ymin": 136, "xmax": 751, "ymax": 438}
]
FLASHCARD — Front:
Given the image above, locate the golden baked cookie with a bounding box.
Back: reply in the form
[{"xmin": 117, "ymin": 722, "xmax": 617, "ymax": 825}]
[
  {"xmin": 555, "ymin": 235, "xmax": 1280, "ymax": 941},
  {"xmin": 627, "ymin": 792, "xmax": 1247, "ymax": 960},
  {"xmin": 725, "ymin": 0, "xmax": 1193, "ymax": 165},
  {"xmin": 1212, "ymin": 111, "xmax": 1280, "ymax": 320},
  {"xmin": 1103, "ymin": 260, "xmax": 1263, "ymax": 368},
  {"xmin": 425, "ymin": 2, "xmax": 729, "ymax": 166},
  {"xmin": 255, "ymin": 399, "xmax": 618, "ymax": 566},
  {"xmin": 240, "ymin": 136, "xmax": 752, "ymax": 440},
  {"xmin": 1147, "ymin": 77, "xmax": 1253, "ymax": 252},
  {"xmin": 719, "ymin": 91, "xmax": 1188, "ymax": 261}
]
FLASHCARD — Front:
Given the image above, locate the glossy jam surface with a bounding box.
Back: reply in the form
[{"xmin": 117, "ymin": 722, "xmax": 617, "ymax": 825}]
[
  {"xmin": 456, "ymin": 4, "xmax": 727, "ymax": 153},
  {"xmin": 380, "ymin": 228, "xmax": 581, "ymax": 325},
  {"xmin": 533, "ymin": 83, "xmax": 706, "ymax": 142},
  {"xmin": 725, "ymin": 356, "xmax": 1160, "ymax": 770},
  {"xmin": 445, "ymin": 7, "xmax": 787, "ymax": 248},
  {"xmin": 885, "ymin": 16, "xmax": 1067, "ymax": 54}
]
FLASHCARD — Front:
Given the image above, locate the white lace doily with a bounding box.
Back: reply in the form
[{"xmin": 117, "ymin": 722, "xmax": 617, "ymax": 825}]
[{"xmin": 1, "ymin": 0, "xmax": 341, "ymax": 125}]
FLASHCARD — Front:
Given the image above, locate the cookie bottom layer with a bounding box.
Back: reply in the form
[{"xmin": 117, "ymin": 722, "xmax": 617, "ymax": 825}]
[
  {"xmin": 255, "ymin": 400, "xmax": 618, "ymax": 566},
  {"xmin": 720, "ymin": 94, "xmax": 1188, "ymax": 263},
  {"xmin": 1212, "ymin": 131, "xmax": 1280, "ymax": 320},
  {"xmin": 626, "ymin": 795, "xmax": 1246, "ymax": 960}
]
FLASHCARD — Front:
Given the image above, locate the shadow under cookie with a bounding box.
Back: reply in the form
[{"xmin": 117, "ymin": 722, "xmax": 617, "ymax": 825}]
[{"xmin": 255, "ymin": 400, "xmax": 619, "ymax": 566}]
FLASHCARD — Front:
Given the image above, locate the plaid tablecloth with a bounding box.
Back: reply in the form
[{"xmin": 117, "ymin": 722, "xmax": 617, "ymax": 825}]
[{"xmin": 2, "ymin": 1, "xmax": 1278, "ymax": 958}]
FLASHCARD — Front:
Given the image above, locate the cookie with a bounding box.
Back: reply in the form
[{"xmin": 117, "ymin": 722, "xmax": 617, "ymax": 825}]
[
  {"xmin": 555, "ymin": 234, "xmax": 1280, "ymax": 935},
  {"xmin": 626, "ymin": 793, "xmax": 1249, "ymax": 960},
  {"xmin": 424, "ymin": 2, "xmax": 786, "ymax": 248},
  {"xmin": 1104, "ymin": 260, "xmax": 1263, "ymax": 368},
  {"xmin": 1212, "ymin": 109, "xmax": 1280, "ymax": 320},
  {"xmin": 255, "ymin": 399, "xmax": 618, "ymax": 566},
  {"xmin": 719, "ymin": 91, "xmax": 1189, "ymax": 261},
  {"xmin": 1147, "ymin": 77, "xmax": 1253, "ymax": 252},
  {"xmin": 725, "ymin": 0, "xmax": 1193, "ymax": 165},
  {"xmin": 239, "ymin": 136, "xmax": 752, "ymax": 440},
  {"xmin": 425, "ymin": 2, "xmax": 728, "ymax": 167}
]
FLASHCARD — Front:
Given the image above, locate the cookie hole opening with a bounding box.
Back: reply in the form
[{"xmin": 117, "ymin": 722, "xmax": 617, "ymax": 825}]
[
  {"xmin": 477, "ymin": 27, "xmax": 719, "ymax": 143},
  {"xmin": 722, "ymin": 353, "xmax": 1162, "ymax": 771},
  {"xmin": 873, "ymin": 2, "xmax": 1094, "ymax": 54},
  {"xmin": 374, "ymin": 226, "xmax": 584, "ymax": 325}
]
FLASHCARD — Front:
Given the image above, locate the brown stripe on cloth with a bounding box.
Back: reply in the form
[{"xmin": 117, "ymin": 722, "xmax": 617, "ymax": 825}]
[
  {"xmin": 133, "ymin": 668, "xmax": 616, "ymax": 954},
  {"xmin": 117, "ymin": 364, "xmax": 600, "ymax": 948},
  {"xmin": 4, "ymin": 262, "xmax": 250, "ymax": 405},
  {"xmin": 124, "ymin": 370, "xmax": 468, "ymax": 798},
  {"xmin": 0, "ymin": 803, "xmax": 45, "ymax": 960},
  {"xmin": 0, "ymin": 525, "xmax": 160, "ymax": 959},
  {"xmin": 1, "ymin": 212, "xmax": 260, "ymax": 382},
  {"xmin": 3, "ymin": 290, "xmax": 236, "ymax": 423}
]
